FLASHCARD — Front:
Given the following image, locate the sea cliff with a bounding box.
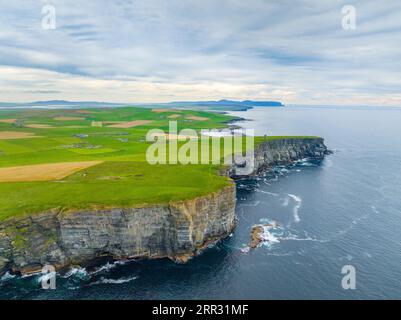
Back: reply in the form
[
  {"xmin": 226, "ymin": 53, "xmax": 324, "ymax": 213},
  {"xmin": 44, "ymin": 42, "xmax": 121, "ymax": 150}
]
[
  {"xmin": 0, "ymin": 137, "xmax": 329, "ymax": 276},
  {"xmin": 253, "ymin": 137, "xmax": 329, "ymax": 173},
  {"xmin": 230, "ymin": 137, "xmax": 330, "ymax": 177},
  {"xmin": 0, "ymin": 185, "xmax": 236, "ymax": 275}
]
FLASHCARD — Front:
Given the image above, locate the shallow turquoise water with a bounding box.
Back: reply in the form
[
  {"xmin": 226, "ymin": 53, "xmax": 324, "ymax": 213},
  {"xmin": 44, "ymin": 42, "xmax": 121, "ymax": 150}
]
[{"xmin": 1, "ymin": 105, "xmax": 401, "ymax": 299}]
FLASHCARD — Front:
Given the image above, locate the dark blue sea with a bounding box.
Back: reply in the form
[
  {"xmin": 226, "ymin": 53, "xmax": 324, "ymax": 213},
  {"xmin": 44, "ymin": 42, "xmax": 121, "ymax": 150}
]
[{"xmin": 1, "ymin": 105, "xmax": 401, "ymax": 299}]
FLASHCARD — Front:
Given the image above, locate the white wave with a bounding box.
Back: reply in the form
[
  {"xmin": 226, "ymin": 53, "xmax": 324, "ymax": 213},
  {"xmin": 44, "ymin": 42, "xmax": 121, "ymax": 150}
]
[
  {"xmin": 1, "ymin": 272, "xmax": 16, "ymax": 281},
  {"xmin": 260, "ymin": 225, "xmax": 280, "ymax": 244},
  {"xmin": 92, "ymin": 259, "xmax": 132, "ymax": 275},
  {"xmin": 90, "ymin": 262, "xmax": 118, "ymax": 275},
  {"xmin": 259, "ymin": 217, "xmax": 274, "ymax": 224},
  {"xmin": 280, "ymin": 234, "xmax": 328, "ymax": 243},
  {"xmin": 296, "ymin": 158, "xmax": 309, "ymax": 163},
  {"xmin": 282, "ymin": 197, "xmax": 289, "ymax": 207},
  {"xmin": 62, "ymin": 267, "xmax": 88, "ymax": 278},
  {"xmin": 37, "ymin": 272, "xmax": 56, "ymax": 284},
  {"xmin": 287, "ymin": 194, "xmax": 302, "ymax": 223},
  {"xmin": 287, "ymin": 194, "xmax": 301, "ymax": 202},
  {"xmin": 62, "ymin": 260, "xmax": 130, "ymax": 279},
  {"xmin": 255, "ymin": 189, "xmax": 279, "ymax": 196},
  {"xmin": 277, "ymin": 168, "xmax": 290, "ymax": 174},
  {"xmin": 21, "ymin": 271, "xmax": 42, "ymax": 278},
  {"xmin": 262, "ymin": 252, "xmax": 294, "ymax": 257},
  {"xmin": 296, "ymin": 158, "xmax": 316, "ymax": 167},
  {"xmin": 253, "ymin": 221, "xmax": 282, "ymax": 248},
  {"xmin": 89, "ymin": 275, "xmax": 138, "ymax": 285},
  {"xmin": 243, "ymin": 218, "xmax": 326, "ymax": 253},
  {"xmin": 240, "ymin": 246, "xmax": 250, "ymax": 253},
  {"xmin": 239, "ymin": 200, "xmax": 260, "ymax": 207},
  {"xmin": 300, "ymin": 163, "xmax": 315, "ymax": 167}
]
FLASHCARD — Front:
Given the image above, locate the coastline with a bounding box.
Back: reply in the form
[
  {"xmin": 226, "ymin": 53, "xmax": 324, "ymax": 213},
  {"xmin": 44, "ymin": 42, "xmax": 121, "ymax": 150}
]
[
  {"xmin": 0, "ymin": 184, "xmax": 237, "ymax": 275},
  {"xmin": 0, "ymin": 107, "xmax": 330, "ymax": 276},
  {"xmin": 0, "ymin": 138, "xmax": 329, "ymax": 276}
]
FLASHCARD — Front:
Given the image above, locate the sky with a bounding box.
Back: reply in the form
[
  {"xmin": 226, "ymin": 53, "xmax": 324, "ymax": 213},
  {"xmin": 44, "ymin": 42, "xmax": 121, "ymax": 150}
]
[{"xmin": 0, "ymin": 0, "xmax": 401, "ymax": 106}]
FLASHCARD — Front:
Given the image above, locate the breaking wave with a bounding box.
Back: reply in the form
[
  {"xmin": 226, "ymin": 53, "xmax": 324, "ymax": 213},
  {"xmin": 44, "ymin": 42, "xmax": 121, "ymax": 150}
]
[
  {"xmin": 62, "ymin": 267, "xmax": 88, "ymax": 278},
  {"xmin": 287, "ymin": 194, "xmax": 302, "ymax": 223},
  {"xmin": 0, "ymin": 272, "xmax": 16, "ymax": 282},
  {"xmin": 255, "ymin": 189, "xmax": 279, "ymax": 196},
  {"xmin": 240, "ymin": 217, "xmax": 327, "ymax": 253},
  {"xmin": 89, "ymin": 276, "xmax": 138, "ymax": 286}
]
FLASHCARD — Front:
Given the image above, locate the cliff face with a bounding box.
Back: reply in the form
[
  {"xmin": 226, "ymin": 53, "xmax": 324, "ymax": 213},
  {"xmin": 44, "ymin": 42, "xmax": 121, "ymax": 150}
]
[
  {"xmin": 0, "ymin": 138, "xmax": 330, "ymax": 276},
  {"xmin": 0, "ymin": 185, "xmax": 236, "ymax": 275},
  {"xmin": 230, "ymin": 137, "xmax": 329, "ymax": 177}
]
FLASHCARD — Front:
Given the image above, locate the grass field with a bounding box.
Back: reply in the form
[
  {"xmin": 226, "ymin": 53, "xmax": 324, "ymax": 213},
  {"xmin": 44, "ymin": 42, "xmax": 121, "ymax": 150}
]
[
  {"xmin": 0, "ymin": 106, "xmax": 318, "ymax": 221},
  {"xmin": 0, "ymin": 161, "xmax": 103, "ymax": 182},
  {"xmin": 0, "ymin": 107, "xmax": 237, "ymax": 220}
]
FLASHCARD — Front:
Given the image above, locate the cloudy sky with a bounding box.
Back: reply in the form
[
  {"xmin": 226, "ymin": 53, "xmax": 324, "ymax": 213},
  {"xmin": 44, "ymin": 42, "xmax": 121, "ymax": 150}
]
[{"xmin": 1, "ymin": 0, "xmax": 401, "ymax": 105}]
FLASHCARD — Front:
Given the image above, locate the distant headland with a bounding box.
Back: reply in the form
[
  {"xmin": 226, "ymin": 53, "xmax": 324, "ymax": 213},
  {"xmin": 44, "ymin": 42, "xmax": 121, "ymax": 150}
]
[{"xmin": 0, "ymin": 99, "xmax": 284, "ymax": 111}]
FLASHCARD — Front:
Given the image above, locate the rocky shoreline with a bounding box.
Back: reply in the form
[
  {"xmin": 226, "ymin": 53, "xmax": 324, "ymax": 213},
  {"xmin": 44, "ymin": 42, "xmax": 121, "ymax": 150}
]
[
  {"xmin": 229, "ymin": 137, "xmax": 330, "ymax": 178},
  {"xmin": 0, "ymin": 138, "xmax": 330, "ymax": 276},
  {"xmin": 0, "ymin": 185, "xmax": 236, "ymax": 275}
]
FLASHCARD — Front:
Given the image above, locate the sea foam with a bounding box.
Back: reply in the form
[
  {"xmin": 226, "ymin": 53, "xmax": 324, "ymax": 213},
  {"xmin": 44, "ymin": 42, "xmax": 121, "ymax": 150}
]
[{"xmin": 287, "ymin": 194, "xmax": 302, "ymax": 223}]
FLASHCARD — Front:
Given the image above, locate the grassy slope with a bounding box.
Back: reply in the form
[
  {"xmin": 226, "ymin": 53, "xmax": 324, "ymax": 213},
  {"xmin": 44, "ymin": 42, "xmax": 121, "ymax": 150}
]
[{"xmin": 0, "ymin": 106, "xmax": 318, "ymax": 220}]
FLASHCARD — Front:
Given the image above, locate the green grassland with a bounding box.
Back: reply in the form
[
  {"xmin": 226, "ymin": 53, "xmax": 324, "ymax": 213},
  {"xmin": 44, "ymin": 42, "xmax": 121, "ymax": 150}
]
[
  {"xmin": 0, "ymin": 107, "xmax": 234, "ymax": 220},
  {"xmin": 0, "ymin": 106, "xmax": 317, "ymax": 221}
]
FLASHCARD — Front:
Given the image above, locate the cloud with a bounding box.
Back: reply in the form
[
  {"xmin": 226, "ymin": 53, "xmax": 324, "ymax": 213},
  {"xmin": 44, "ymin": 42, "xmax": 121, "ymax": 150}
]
[{"xmin": 0, "ymin": 0, "xmax": 401, "ymax": 105}]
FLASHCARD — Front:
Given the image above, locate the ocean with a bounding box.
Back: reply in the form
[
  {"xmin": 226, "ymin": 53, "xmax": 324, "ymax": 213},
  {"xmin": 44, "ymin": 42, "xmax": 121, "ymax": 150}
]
[{"xmin": 1, "ymin": 105, "xmax": 401, "ymax": 299}]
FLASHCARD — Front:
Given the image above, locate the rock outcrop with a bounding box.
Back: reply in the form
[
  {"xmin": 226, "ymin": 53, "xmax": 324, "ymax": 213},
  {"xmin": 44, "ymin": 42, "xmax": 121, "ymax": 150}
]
[
  {"xmin": 249, "ymin": 225, "xmax": 265, "ymax": 249},
  {"xmin": 0, "ymin": 185, "xmax": 236, "ymax": 275},
  {"xmin": 249, "ymin": 223, "xmax": 278, "ymax": 249},
  {"xmin": 230, "ymin": 137, "xmax": 330, "ymax": 177}
]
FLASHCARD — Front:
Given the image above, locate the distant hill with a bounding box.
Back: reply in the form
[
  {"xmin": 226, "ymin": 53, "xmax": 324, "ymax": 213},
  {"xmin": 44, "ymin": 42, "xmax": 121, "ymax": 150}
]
[
  {"xmin": 158, "ymin": 99, "xmax": 284, "ymax": 111},
  {"xmin": 241, "ymin": 100, "xmax": 283, "ymax": 107},
  {"xmin": 0, "ymin": 99, "xmax": 284, "ymax": 111},
  {"xmin": 0, "ymin": 100, "xmax": 122, "ymax": 108}
]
